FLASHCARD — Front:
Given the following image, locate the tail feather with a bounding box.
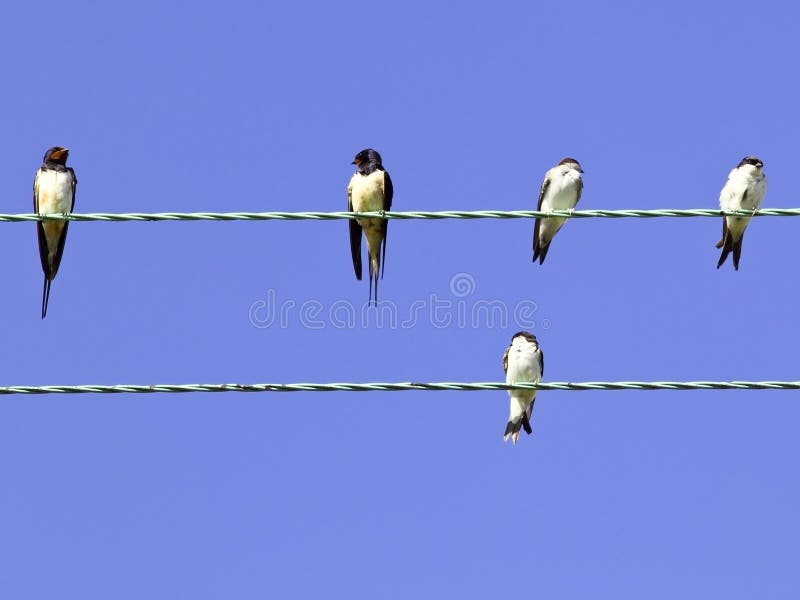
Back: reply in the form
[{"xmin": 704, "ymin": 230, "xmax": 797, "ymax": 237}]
[
  {"xmin": 41, "ymin": 276, "xmax": 51, "ymax": 320},
  {"xmin": 521, "ymin": 412, "xmax": 532, "ymax": 435},
  {"xmin": 380, "ymin": 226, "xmax": 387, "ymax": 280},
  {"xmin": 504, "ymin": 400, "xmax": 535, "ymax": 444},
  {"xmin": 732, "ymin": 235, "xmax": 743, "ymax": 270},
  {"xmin": 716, "ymin": 231, "xmax": 743, "ymax": 271},
  {"xmin": 503, "ymin": 419, "xmax": 521, "ymax": 444},
  {"xmin": 532, "ymin": 239, "xmax": 551, "ymax": 265},
  {"xmin": 367, "ymin": 254, "xmax": 380, "ymax": 306},
  {"xmin": 503, "ymin": 418, "xmax": 532, "ymax": 445}
]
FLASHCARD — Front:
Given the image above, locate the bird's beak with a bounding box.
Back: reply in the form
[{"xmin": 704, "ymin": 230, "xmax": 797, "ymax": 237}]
[
  {"xmin": 51, "ymin": 147, "xmax": 69, "ymax": 159},
  {"xmin": 352, "ymin": 159, "xmax": 361, "ymax": 166}
]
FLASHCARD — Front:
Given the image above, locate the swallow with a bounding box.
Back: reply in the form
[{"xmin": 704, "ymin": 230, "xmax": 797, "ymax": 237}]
[
  {"xmin": 502, "ymin": 331, "xmax": 544, "ymax": 444},
  {"xmin": 347, "ymin": 148, "xmax": 393, "ymax": 305},
  {"xmin": 34, "ymin": 146, "xmax": 77, "ymax": 319},
  {"xmin": 715, "ymin": 156, "xmax": 766, "ymax": 270},
  {"xmin": 533, "ymin": 157, "xmax": 583, "ymax": 264}
]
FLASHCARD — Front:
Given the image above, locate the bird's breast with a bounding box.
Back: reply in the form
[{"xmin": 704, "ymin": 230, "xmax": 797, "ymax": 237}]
[
  {"xmin": 349, "ymin": 172, "xmax": 385, "ymax": 212},
  {"xmin": 36, "ymin": 170, "xmax": 74, "ymax": 214},
  {"xmin": 542, "ymin": 174, "xmax": 580, "ymax": 211},
  {"xmin": 349, "ymin": 171, "xmax": 385, "ymax": 231},
  {"xmin": 506, "ymin": 346, "xmax": 541, "ymax": 382},
  {"xmin": 719, "ymin": 173, "xmax": 765, "ymax": 212}
]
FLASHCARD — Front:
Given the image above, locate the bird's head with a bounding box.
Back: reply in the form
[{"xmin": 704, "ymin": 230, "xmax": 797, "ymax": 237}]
[
  {"xmin": 511, "ymin": 331, "xmax": 538, "ymax": 346},
  {"xmin": 352, "ymin": 148, "xmax": 383, "ymax": 173},
  {"xmin": 738, "ymin": 156, "xmax": 764, "ymax": 170},
  {"xmin": 43, "ymin": 146, "xmax": 69, "ymax": 165},
  {"xmin": 557, "ymin": 157, "xmax": 583, "ymax": 173}
]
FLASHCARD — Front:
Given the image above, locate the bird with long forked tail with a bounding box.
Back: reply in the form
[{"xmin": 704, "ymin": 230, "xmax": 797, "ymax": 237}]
[
  {"xmin": 347, "ymin": 148, "xmax": 393, "ymax": 306},
  {"xmin": 34, "ymin": 146, "xmax": 76, "ymax": 319}
]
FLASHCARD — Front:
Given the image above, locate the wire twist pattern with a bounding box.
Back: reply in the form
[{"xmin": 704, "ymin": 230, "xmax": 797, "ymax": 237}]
[
  {"xmin": 2, "ymin": 208, "xmax": 800, "ymax": 222},
  {"xmin": 1, "ymin": 381, "xmax": 799, "ymax": 395}
]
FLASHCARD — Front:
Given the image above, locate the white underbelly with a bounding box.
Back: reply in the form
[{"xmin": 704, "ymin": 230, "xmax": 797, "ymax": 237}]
[
  {"xmin": 37, "ymin": 171, "xmax": 73, "ymax": 214},
  {"xmin": 506, "ymin": 348, "xmax": 541, "ymax": 383},
  {"xmin": 350, "ymin": 174, "xmax": 384, "ymax": 231},
  {"xmin": 545, "ymin": 187, "xmax": 578, "ymax": 211}
]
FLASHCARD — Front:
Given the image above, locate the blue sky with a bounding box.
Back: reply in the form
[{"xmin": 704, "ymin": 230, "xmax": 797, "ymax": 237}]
[{"xmin": 1, "ymin": 1, "xmax": 799, "ymax": 597}]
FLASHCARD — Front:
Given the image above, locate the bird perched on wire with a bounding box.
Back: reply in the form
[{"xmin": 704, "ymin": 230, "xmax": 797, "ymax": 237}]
[
  {"xmin": 347, "ymin": 148, "xmax": 393, "ymax": 305},
  {"xmin": 533, "ymin": 157, "xmax": 583, "ymax": 264},
  {"xmin": 34, "ymin": 146, "xmax": 77, "ymax": 319},
  {"xmin": 502, "ymin": 331, "xmax": 544, "ymax": 444},
  {"xmin": 716, "ymin": 156, "xmax": 766, "ymax": 270}
]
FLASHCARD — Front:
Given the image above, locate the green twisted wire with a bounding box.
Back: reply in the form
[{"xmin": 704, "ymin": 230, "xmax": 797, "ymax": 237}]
[
  {"xmin": 1, "ymin": 381, "xmax": 799, "ymax": 395},
  {"xmin": 1, "ymin": 208, "xmax": 799, "ymax": 222}
]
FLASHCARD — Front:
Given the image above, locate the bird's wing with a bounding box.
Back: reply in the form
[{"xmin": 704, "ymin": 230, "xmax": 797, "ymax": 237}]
[
  {"xmin": 49, "ymin": 170, "xmax": 76, "ymax": 276},
  {"xmin": 380, "ymin": 169, "xmax": 393, "ymax": 278},
  {"xmin": 68, "ymin": 167, "xmax": 77, "ymax": 212},
  {"xmin": 538, "ymin": 346, "xmax": 544, "ymax": 378},
  {"xmin": 347, "ymin": 178, "xmax": 363, "ymax": 280},
  {"xmin": 33, "ymin": 169, "xmax": 51, "ymax": 275},
  {"xmin": 33, "ymin": 169, "xmax": 40, "ymax": 212},
  {"xmin": 536, "ymin": 175, "xmax": 550, "ymax": 212},
  {"xmin": 502, "ymin": 344, "xmax": 510, "ymax": 375},
  {"xmin": 715, "ymin": 216, "xmax": 728, "ymax": 249},
  {"xmin": 533, "ymin": 175, "xmax": 551, "ymax": 251}
]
